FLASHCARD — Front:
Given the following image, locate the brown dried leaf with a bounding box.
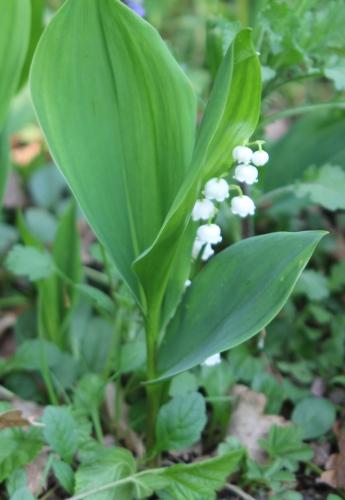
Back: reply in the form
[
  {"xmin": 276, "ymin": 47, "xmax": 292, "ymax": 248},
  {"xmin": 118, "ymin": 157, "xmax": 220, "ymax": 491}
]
[
  {"xmin": 319, "ymin": 425, "xmax": 345, "ymax": 488},
  {"xmin": 26, "ymin": 449, "xmax": 50, "ymax": 495},
  {"xmin": 228, "ymin": 385, "xmax": 288, "ymax": 462},
  {"xmin": 0, "ymin": 409, "xmax": 31, "ymax": 429},
  {"xmin": 12, "ymin": 397, "xmax": 44, "ymax": 421}
]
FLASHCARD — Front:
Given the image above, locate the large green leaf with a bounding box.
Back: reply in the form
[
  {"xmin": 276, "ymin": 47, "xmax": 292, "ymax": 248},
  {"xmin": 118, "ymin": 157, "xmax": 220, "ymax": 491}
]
[
  {"xmin": 156, "ymin": 231, "xmax": 325, "ymax": 380},
  {"xmin": 134, "ymin": 29, "xmax": 261, "ymax": 319},
  {"xmin": 18, "ymin": 0, "xmax": 44, "ymax": 90},
  {"xmin": 0, "ymin": 0, "xmax": 31, "ymax": 131},
  {"xmin": 30, "ymin": 0, "xmax": 196, "ymax": 310},
  {"xmin": 0, "ymin": 127, "xmax": 10, "ymax": 205}
]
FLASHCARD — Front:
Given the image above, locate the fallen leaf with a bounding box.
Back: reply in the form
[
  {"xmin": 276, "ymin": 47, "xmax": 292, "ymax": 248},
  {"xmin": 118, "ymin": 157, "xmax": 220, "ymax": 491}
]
[
  {"xmin": 0, "ymin": 409, "xmax": 31, "ymax": 429},
  {"xmin": 26, "ymin": 449, "xmax": 50, "ymax": 495},
  {"xmin": 13, "ymin": 397, "xmax": 44, "ymax": 421},
  {"xmin": 311, "ymin": 441, "xmax": 331, "ymax": 467},
  {"xmin": 319, "ymin": 424, "xmax": 345, "ymax": 488},
  {"xmin": 228, "ymin": 385, "xmax": 288, "ymax": 462},
  {"xmin": 0, "ymin": 395, "xmax": 44, "ymax": 430}
]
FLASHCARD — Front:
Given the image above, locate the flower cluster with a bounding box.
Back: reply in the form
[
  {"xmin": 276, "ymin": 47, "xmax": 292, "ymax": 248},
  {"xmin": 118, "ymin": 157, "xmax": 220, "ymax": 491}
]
[{"xmin": 191, "ymin": 143, "xmax": 269, "ymax": 262}]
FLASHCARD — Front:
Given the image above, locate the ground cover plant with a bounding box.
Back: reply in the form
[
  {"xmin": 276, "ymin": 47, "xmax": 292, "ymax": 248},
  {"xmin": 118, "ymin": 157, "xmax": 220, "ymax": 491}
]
[{"xmin": 0, "ymin": 0, "xmax": 344, "ymax": 498}]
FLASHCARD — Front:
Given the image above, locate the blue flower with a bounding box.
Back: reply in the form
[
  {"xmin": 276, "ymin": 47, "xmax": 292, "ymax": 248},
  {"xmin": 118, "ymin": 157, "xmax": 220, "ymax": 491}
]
[{"xmin": 123, "ymin": 0, "xmax": 145, "ymax": 17}]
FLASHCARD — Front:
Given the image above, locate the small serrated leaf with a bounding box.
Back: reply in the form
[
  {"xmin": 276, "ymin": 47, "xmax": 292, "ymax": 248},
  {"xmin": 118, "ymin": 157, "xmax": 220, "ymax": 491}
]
[
  {"xmin": 5, "ymin": 245, "xmax": 56, "ymax": 281},
  {"xmin": 42, "ymin": 406, "xmax": 79, "ymax": 463},
  {"xmin": 52, "ymin": 458, "xmax": 74, "ymax": 494}
]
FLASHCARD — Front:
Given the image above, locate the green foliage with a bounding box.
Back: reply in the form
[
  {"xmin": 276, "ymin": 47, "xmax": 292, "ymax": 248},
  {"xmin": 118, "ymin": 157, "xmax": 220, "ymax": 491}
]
[
  {"xmin": 260, "ymin": 425, "xmax": 313, "ymax": 471},
  {"xmin": 157, "ymin": 231, "xmax": 325, "ymax": 379},
  {"xmin": 38, "ymin": 201, "xmax": 82, "ymax": 348},
  {"xmin": 256, "ymin": 0, "xmax": 345, "ymax": 89},
  {"xmin": 6, "ymin": 468, "xmax": 27, "ymax": 497},
  {"xmin": 42, "ymin": 406, "xmax": 79, "ymax": 463},
  {"xmin": 0, "ymin": 0, "xmax": 31, "ymax": 130},
  {"xmin": 73, "ymin": 447, "xmax": 243, "ymax": 500},
  {"xmin": 296, "ymin": 164, "xmax": 345, "ymax": 211},
  {"xmin": 27, "ymin": 163, "xmax": 66, "ymax": 210},
  {"xmin": 73, "ymin": 374, "xmax": 106, "ymax": 417},
  {"xmin": 75, "ymin": 447, "xmax": 137, "ymax": 500},
  {"xmin": 291, "ymin": 397, "xmax": 336, "ymax": 439},
  {"xmin": 5, "ymin": 245, "xmax": 56, "ymax": 281},
  {"xmin": 294, "ymin": 270, "xmax": 329, "ymax": 301},
  {"xmin": 24, "ymin": 208, "xmax": 57, "ymax": 244},
  {"xmin": 74, "ymin": 284, "xmax": 115, "ymax": 317},
  {"xmin": 169, "ymin": 372, "xmax": 198, "ymax": 397},
  {"xmin": 152, "ymin": 450, "xmax": 244, "ymax": 499},
  {"xmin": 0, "ymin": 428, "xmax": 43, "ymax": 482},
  {"xmin": 263, "ymin": 112, "xmax": 345, "ymax": 192},
  {"xmin": 52, "ymin": 457, "xmax": 75, "ymax": 495},
  {"xmin": 155, "ymin": 392, "xmax": 207, "ymax": 452},
  {"xmin": 0, "ymin": 127, "xmax": 10, "ymax": 206},
  {"xmin": 9, "ymin": 488, "xmax": 35, "ymax": 500},
  {"xmin": 18, "ymin": 0, "xmax": 44, "ymax": 89},
  {"xmin": 1, "ymin": 339, "xmax": 79, "ymax": 390}
]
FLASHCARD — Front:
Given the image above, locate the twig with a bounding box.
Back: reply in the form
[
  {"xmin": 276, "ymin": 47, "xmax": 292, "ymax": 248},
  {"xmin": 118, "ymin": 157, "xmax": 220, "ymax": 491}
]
[{"xmin": 225, "ymin": 483, "xmax": 256, "ymax": 500}]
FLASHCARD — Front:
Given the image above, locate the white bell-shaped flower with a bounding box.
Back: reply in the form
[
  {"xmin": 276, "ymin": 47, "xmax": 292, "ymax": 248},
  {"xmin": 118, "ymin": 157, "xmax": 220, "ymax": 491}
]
[
  {"xmin": 192, "ymin": 199, "xmax": 216, "ymax": 221},
  {"xmin": 233, "ymin": 164, "xmax": 259, "ymax": 185},
  {"xmin": 203, "ymin": 353, "xmax": 221, "ymax": 367},
  {"xmin": 197, "ymin": 224, "xmax": 222, "ymax": 245},
  {"xmin": 201, "ymin": 243, "xmax": 214, "ymax": 261},
  {"xmin": 184, "ymin": 279, "xmax": 192, "ymax": 288},
  {"xmin": 204, "ymin": 178, "xmax": 229, "ymax": 202},
  {"xmin": 192, "ymin": 239, "xmax": 214, "ymax": 261},
  {"xmin": 232, "ymin": 145, "xmax": 253, "ymax": 165},
  {"xmin": 231, "ymin": 195, "xmax": 256, "ymax": 217},
  {"xmin": 252, "ymin": 150, "xmax": 269, "ymax": 167}
]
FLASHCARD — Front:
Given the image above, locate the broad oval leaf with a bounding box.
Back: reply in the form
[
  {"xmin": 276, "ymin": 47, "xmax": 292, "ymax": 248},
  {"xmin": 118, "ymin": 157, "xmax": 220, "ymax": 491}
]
[
  {"xmin": 30, "ymin": 0, "xmax": 196, "ymax": 309},
  {"xmin": 0, "ymin": 0, "xmax": 31, "ymax": 130},
  {"xmin": 134, "ymin": 29, "xmax": 261, "ymax": 319},
  {"xmin": 156, "ymin": 231, "xmax": 326, "ymax": 380},
  {"xmin": 155, "ymin": 392, "xmax": 207, "ymax": 452}
]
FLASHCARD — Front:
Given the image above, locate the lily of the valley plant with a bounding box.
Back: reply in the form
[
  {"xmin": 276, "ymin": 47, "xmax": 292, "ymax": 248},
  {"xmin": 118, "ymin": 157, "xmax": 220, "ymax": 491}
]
[{"xmin": 30, "ymin": 0, "xmax": 325, "ymax": 452}]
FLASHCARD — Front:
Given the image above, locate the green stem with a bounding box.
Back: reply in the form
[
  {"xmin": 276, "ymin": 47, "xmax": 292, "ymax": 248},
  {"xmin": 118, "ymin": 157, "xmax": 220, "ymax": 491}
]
[
  {"xmin": 92, "ymin": 409, "xmax": 104, "ymax": 444},
  {"xmin": 145, "ymin": 303, "xmax": 161, "ymax": 456},
  {"xmin": 263, "ymin": 71, "xmax": 323, "ymax": 97},
  {"xmin": 38, "ymin": 291, "xmax": 59, "ymax": 405},
  {"xmin": 100, "ymin": 244, "xmax": 117, "ymax": 300},
  {"xmin": 103, "ymin": 303, "xmax": 124, "ymax": 380},
  {"xmin": 262, "ymin": 100, "xmax": 345, "ymax": 125},
  {"xmin": 0, "ymin": 295, "xmax": 29, "ymax": 308}
]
